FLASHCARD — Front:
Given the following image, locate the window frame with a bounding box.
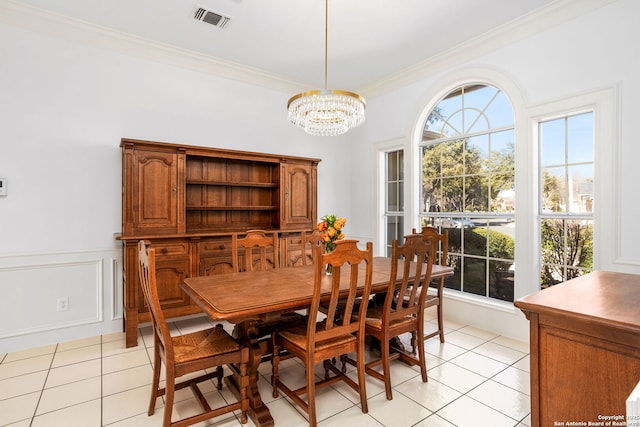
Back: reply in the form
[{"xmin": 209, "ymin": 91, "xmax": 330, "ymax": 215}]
[
  {"xmin": 537, "ymin": 111, "xmax": 595, "ymax": 286},
  {"xmin": 404, "ymin": 72, "xmax": 617, "ymax": 306},
  {"xmin": 375, "ymin": 138, "xmax": 408, "ymax": 258},
  {"xmin": 383, "ymin": 149, "xmax": 405, "ymax": 257},
  {"xmin": 418, "ymin": 83, "xmax": 516, "ymax": 302}
]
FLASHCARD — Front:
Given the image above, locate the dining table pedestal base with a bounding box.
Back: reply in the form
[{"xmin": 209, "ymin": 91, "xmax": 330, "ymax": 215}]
[
  {"xmin": 224, "ymin": 374, "xmax": 273, "ymax": 427},
  {"xmin": 225, "ymin": 319, "xmax": 275, "ymax": 427}
]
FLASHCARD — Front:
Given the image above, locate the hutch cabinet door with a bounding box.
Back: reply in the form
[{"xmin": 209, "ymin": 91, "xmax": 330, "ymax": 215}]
[
  {"xmin": 280, "ymin": 162, "xmax": 316, "ymax": 229},
  {"xmin": 127, "ymin": 148, "xmax": 185, "ymax": 234}
]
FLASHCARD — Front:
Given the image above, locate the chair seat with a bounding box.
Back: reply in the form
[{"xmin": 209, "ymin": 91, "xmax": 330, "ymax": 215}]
[
  {"xmin": 363, "ymin": 307, "xmax": 416, "ymax": 330},
  {"xmin": 173, "ymin": 327, "xmax": 241, "ymax": 364},
  {"xmin": 276, "ymin": 321, "xmax": 357, "ymax": 352}
]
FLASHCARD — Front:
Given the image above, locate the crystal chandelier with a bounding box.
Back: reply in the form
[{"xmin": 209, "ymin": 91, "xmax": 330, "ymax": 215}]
[{"xmin": 287, "ymin": 0, "xmax": 366, "ymax": 136}]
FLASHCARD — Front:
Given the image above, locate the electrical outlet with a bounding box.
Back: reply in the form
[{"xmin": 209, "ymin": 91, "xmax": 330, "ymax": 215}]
[{"xmin": 57, "ymin": 296, "xmax": 69, "ymax": 312}]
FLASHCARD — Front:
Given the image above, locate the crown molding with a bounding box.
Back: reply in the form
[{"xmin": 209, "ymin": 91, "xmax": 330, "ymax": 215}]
[
  {"xmin": 360, "ymin": 0, "xmax": 619, "ymax": 98},
  {"xmin": 0, "ymin": 0, "xmax": 309, "ymax": 94},
  {"xmin": 0, "ymin": 0, "xmax": 618, "ymax": 98}
]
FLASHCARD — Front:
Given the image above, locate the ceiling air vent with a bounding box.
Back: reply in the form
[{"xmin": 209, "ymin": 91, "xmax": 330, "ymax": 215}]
[{"xmin": 194, "ymin": 6, "xmax": 231, "ymax": 29}]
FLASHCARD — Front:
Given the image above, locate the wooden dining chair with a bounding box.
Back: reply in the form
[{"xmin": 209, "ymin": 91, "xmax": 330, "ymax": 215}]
[
  {"xmin": 271, "ymin": 240, "xmax": 373, "ymax": 427},
  {"xmin": 346, "ymin": 234, "xmax": 435, "ymax": 400},
  {"xmin": 137, "ymin": 240, "xmax": 249, "ymax": 427},
  {"xmin": 233, "ymin": 230, "xmax": 305, "ymax": 359},
  {"xmin": 412, "ymin": 226, "xmax": 449, "ymax": 344},
  {"xmin": 282, "ymin": 229, "xmax": 324, "ymax": 267},
  {"xmin": 232, "ymin": 229, "xmax": 279, "ymax": 272}
]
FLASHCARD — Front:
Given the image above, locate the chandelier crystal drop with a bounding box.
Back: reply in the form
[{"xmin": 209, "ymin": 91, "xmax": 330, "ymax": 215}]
[{"xmin": 287, "ymin": 0, "xmax": 366, "ymax": 137}]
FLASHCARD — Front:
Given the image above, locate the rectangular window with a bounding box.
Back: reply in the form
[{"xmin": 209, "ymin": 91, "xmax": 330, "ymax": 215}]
[
  {"xmin": 384, "ymin": 150, "xmax": 404, "ymax": 257},
  {"xmin": 539, "ymin": 112, "xmax": 594, "ymax": 287}
]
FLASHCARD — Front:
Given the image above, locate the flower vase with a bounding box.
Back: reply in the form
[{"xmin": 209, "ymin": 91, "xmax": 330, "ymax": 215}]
[{"xmin": 324, "ymin": 245, "xmax": 334, "ymax": 275}]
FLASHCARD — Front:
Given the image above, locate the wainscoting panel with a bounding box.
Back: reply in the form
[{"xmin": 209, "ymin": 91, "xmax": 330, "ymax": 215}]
[
  {"xmin": 0, "ymin": 249, "xmax": 122, "ymax": 353},
  {"xmin": 0, "ymin": 259, "xmax": 101, "ymax": 338}
]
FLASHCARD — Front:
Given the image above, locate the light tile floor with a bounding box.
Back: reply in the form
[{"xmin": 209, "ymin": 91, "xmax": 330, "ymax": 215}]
[{"xmin": 0, "ymin": 314, "xmax": 531, "ymax": 426}]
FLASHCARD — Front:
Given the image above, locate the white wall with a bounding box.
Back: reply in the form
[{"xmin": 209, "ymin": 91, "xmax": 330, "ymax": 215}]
[{"xmin": 2, "ymin": 0, "xmax": 639, "ymax": 351}]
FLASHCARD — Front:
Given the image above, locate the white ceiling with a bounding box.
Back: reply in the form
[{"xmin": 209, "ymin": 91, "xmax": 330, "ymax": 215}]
[{"xmin": 9, "ymin": 0, "xmax": 561, "ymax": 92}]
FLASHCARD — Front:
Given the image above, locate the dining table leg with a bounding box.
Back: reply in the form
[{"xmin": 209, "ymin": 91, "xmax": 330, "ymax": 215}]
[{"xmin": 225, "ymin": 319, "xmax": 275, "ymax": 427}]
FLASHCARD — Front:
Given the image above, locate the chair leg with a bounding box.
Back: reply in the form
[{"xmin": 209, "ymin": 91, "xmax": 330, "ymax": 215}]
[
  {"xmin": 356, "ymin": 343, "xmax": 368, "ymax": 413},
  {"xmin": 436, "ymin": 278, "xmax": 445, "ymax": 343},
  {"xmin": 410, "ymin": 331, "xmax": 417, "ymax": 355},
  {"xmin": 148, "ymin": 343, "xmax": 162, "ymax": 416},
  {"xmin": 163, "ymin": 370, "xmax": 176, "ymax": 427},
  {"xmin": 437, "ymin": 301, "xmax": 445, "ymax": 343},
  {"xmin": 380, "ymin": 335, "xmax": 393, "ymax": 400},
  {"xmin": 417, "ymin": 320, "xmax": 428, "ymax": 383},
  {"xmin": 215, "ymin": 365, "xmax": 223, "ymax": 390},
  {"xmin": 324, "ymin": 359, "xmax": 332, "ymax": 378},
  {"xmin": 306, "ymin": 356, "xmax": 317, "ymax": 427},
  {"xmin": 271, "ymin": 343, "xmax": 280, "ymax": 398}
]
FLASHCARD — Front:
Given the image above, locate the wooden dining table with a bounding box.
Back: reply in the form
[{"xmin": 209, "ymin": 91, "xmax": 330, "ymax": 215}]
[{"xmin": 181, "ymin": 256, "xmax": 453, "ymax": 427}]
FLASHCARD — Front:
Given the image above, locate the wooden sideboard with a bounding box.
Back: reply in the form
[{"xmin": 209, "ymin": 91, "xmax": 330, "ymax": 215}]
[
  {"xmin": 117, "ymin": 139, "xmax": 320, "ymax": 347},
  {"xmin": 515, "ymin": 271, "xmax": 640, "ymax": 427}
]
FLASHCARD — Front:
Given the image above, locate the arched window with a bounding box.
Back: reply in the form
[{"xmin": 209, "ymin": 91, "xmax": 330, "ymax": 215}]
[{"xmin": 420, "ymin": 84, "xmax": 515, "ymax": 302}]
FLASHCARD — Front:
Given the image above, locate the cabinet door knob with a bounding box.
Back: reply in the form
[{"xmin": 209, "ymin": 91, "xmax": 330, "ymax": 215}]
[
  {"xmin": 161, "ymin": 247, "xmax": 169, "ymax": 255},
  {"xmin": 219, "ymin": 244, "xmax": 225, "ymax": 250}
]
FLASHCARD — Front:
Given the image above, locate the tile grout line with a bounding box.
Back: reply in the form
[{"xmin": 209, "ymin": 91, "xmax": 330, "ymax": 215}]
[
  {"xmin": 465, "ymin": 335, "xmax": 531, "ymax": 423},
  {"xmin": 28, "ymin": 343, "xmax": 58, "ymax": 427},
  {"xmin": 419, "ymin": 333, "xmax": 530, "ymax": 426},
  {"xmin": 449, "ymin": 340, "xmax": 530, "ymax": 426}
]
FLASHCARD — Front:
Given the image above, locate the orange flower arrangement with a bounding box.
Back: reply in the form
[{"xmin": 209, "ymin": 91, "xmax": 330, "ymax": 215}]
[{"xmin": 317, "ymin": 214, "xmax": 347, "ymax": 253}]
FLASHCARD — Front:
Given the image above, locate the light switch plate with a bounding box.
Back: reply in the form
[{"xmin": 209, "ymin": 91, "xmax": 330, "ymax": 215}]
[{"xmin": 0, "ymin": 178, "xmax": 7, "ymax": 196}]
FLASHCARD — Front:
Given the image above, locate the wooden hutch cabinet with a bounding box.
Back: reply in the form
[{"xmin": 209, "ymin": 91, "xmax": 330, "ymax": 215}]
[{"xmin": 118, "ymin": 139, "xmax": 320, "ymax": 347}]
